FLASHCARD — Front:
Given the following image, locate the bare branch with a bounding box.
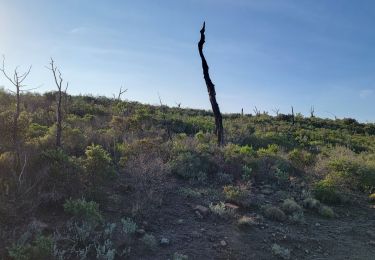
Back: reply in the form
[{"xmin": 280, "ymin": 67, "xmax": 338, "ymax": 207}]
[{"xmin": 117, "ymin": 86, "xmax": 127, "ymax": 101}]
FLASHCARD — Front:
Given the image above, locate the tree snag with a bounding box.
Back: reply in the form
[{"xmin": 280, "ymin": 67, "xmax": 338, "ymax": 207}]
[
  {"xmin": 291, "ymin": 106, "xmax": 295, "ymax": 125},
  {"xmin": 198, "ymin": 22, "xmax": 224, "ymax": 146},
  {"xmin": 0, "ymin": 56, "xmax": 32, "ymax": 171},
  {"xmin": 48, "ymin": 58, "xmax": 68, "ymax": 148}
]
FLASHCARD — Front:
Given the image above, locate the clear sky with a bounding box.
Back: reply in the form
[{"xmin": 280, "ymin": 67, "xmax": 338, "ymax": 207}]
[{"xmin": 1, "ymin": 0, "xmax": 374, "ymax": 122}]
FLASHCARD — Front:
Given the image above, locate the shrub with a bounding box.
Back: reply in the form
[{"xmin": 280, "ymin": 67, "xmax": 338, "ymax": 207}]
[
  {"xmin": 242, "ymin": 165, "xmax": 253, "ymax": 181},
  {"xmin": 42, "ymin": 149, "xmax": 83, "ymax": 200},
  {"xmin": 173, "ymin": 252, "xmax": 189, "ymax": 260},
  {"xmin": 237, "ymin": 216, "xmax": 257, "ymax": 228},
  {"xmin": 178, "ymin": 187, "xmax": 202, "ymax": 199},
  {"xmin": 63, "ymin": 198, "xmax": 103, "ymax": 223},
  {"xmin": 7, "ymin": 235, "xmax": 53, "ymax": 260},
  {"xmin": 27, "ymin": 123, "xmax": 49, "ymax": 139},
  {"xmin": 302, "ymin": 198, "xmax": 321, "ymax": 210},
  {"xmin": 271, "ymin": 243, "xmax": 290, "ymax": 260},
  {"xmin": 141, "ymin": 234, "xmax": 157, "ymax": 251},
  {"xmin": 7, "ymin": 244, "xmax": 30, "ymax": 260},
  {"xmin": 314, "ymin": 180, "xmax": 343, "ymax": 204},
  {"xmin": 121, "ymin": 217, "xmax": 138, "ymax": 235},
  {"xmin": 223, "ymin": 185, "xmax": 245, "ymax": 201},
  {"xmin": 369, "ymin": 193, "xmax": 375, "ymax": 203},
  {"xmin": 209, "ymin": 202, "xmax": 233, "ymax": 218},
  {"xmin": 274, "ymin": 167, "xmax": 289, "ymax": 184},
  {"xmin": 215, "ymin": 172, "xmax": 233, "ymax": 185},
  {"xmin": 169, "ymin": 151, "xmax": 210, "ymax": 182},
  {"xmin": 280, "ymin": 199, "xmax": 302, "ymax": 214},
  {"xmin": 257, "ymin": 144, "xmax": 279, "ymax": 157},
  {"xmin": 288, "ymin": 211, "xmax": 305, "ymax": 224},
  {"xmin": 319, "ymin": 205, "xmax": 335, "ymax": 218},
  {"xmin": 288, "ymin": 148, "xmax": 314, "ymax": 168},
  {"xmin": 263, "ymin": 206, "xmax": 286, "ymax": 222},
  {"xmin": 84, "ymin": 144, "xmax": 116, "ymax": 186},
  {"xmin": 31, "ymin": 235, "xmax": 54, "ymax": 259}
]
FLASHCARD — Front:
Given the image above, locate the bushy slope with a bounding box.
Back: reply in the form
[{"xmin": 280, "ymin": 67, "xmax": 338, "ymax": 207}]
[{"xmin": 0, "ymin": 89, "xmax": 375, "ymax": 259}]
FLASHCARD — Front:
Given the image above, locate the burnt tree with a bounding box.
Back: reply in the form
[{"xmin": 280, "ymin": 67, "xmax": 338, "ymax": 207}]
[
  {"xmin": 198, "ymin": 22, "xmax": 224, "ymax": 146},
  {"xmin": 0, "ymin": 56, "xmax": 31, "ymax": 171},
  {"xmin": 48, "ymin": 58, "xmax": 68, "ymax": 148}
]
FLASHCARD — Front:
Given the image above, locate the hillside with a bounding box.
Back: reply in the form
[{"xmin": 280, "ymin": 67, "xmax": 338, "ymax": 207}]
[{"xmin": 1, "ymin": 89, "xmax": 375, "ymax": 259}]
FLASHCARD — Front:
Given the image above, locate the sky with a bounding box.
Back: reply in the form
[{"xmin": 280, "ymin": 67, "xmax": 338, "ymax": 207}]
[{"xmin": 0, "ymin": 0, "xmax": 374, "ymax": 122}]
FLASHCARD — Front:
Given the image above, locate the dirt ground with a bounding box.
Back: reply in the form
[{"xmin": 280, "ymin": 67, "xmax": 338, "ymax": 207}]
[{"xmin": 2, "ymin": 174, "xmax": 375, "ymax": 260}]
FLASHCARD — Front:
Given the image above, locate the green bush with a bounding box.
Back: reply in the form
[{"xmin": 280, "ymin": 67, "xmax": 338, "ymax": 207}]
[
  {"xmin": 288, "ymin": 148, "xmax": 314, "ymax": 168},
  {"xmin": 7, "ymin": 235, "xmax": 53, "ymax": 260},
  {"xmin": 84, "ymin": 144, "xmax": 116, "ymax": 186},
  {"xmin": 280, "ymin": 199, "xmax": 302, "ymax": 214},
  {"xmin": 314, "ymin": 180, "xmax": 343, "ymax": 204},
  {"xmin": 302, "ymin": 198, "xmax": 321, "ymax": 210},
  {"xmin": 242, "ymin": 165, "xmax": 253, "ymax": 181},
  {"xmin": 223, "ymin": 185, "xmax": 245, "ymax": 201},
  {"xmin": 263, "ymin": 206, "xmax": 286, "ymax": 222},
  {"xmin": 121, "ymin": 217, "xmax": 138, "ymax": 235},
  {"xmin": 31, "ymin": 235, "xmax": 54, "ymax": 259},
  {"xmin": 319, "ymin": 205, "xmax": 335, "ymax": 218},
  {"xmin": 63, "ymin": 198, "xmax": 103, "ymax": 223},
  {"xmin": 169, "ymin": 151, "xmax": 210, "ymax": 182},
  {"xmin": 257, "ymin": 144, "xmax": 279, "ymax": 157},
  {"xmin": 369, "ymin": 193, "xmax": 375, "ymax": 203},
  {"xmin": 209, "ymin": 202, "xmax": 234, "ymax": 218},
  {"xmin": 178, "ymin": 187, "xmax": 202, "ymax": 198}
]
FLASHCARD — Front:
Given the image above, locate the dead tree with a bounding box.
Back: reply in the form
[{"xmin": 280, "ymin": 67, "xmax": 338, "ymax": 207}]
[
  {"xmin": 310, "ymin": 106, "xmax": 315, "ymax": 118},
  {"xmin": 253, "ymin": 106, "xmax": 261, "ymax": 116},
  {"xmin": 291, "ymin": 106, "xmax": 295, "ymax": 125},
  {"xmin": 198, "ymin": 22, "xmax": 224, "ymax": 146},
  {"xmin": 272, "ymin": 108, "xmax": 280, "ymax": 116},
  {"xmin": 0, "ymin": 57, "xmax": 31, "ymax": 164},
  {"xmin": 48, "ymin": 58, "xmax": 68, "ymax": 148},
  {"xmin": 116, "ymin": 86, "xmax": 127, "ymax": 101}
]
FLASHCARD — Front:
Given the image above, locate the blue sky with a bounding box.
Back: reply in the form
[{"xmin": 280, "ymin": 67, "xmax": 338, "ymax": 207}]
[{"xmin": 1, "ymin": 0, "xmax": 374, "ymax": 122}]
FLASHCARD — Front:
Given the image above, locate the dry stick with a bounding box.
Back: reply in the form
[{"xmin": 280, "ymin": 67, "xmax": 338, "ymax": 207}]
[{"xmin": 198, "ymin": 22, "xmax": 224, "ymax": 146}]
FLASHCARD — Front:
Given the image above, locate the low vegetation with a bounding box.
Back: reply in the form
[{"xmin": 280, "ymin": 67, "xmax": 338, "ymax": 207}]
[{"xmin": 0, "ymin": 89, "xmax": 374, "ymax": 259}]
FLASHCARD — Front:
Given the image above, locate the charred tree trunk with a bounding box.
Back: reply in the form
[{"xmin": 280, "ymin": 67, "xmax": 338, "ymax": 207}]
[{"xmin": 198, "ymin": 22, "xmax": 224, "ymax": 146}]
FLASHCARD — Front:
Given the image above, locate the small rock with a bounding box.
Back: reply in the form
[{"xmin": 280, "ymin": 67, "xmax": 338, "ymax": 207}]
[
  {"xmin": 315, "ymin": 223, "xmax": 321, "ymax": 227},
  {"xmin": 177, "ymin": 219, "xmax": 184, "ymax": 225},
  {"xmin": 160, "ymin": 238, "xmax": 170, "ymax": 246},
  {"xmin": 136, "ymin": 229, "xmax": 146, "ymax": 235},
  {"xmin": 220, "ymin": 240, "xmax": 227, "ymax": 247},
  {"xmin": 194, "ymin": 205, "xmax": 209, "ymax": 216}
]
